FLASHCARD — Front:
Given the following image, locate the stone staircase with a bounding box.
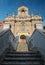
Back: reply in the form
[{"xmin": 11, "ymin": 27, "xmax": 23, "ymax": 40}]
[
  {"xmin": 0, "ymin": 48, "xmax": 44, "ymax": 65},
  {"xmin": 16, "ymin": 42, "xmax": 28, "ymax": 52}
]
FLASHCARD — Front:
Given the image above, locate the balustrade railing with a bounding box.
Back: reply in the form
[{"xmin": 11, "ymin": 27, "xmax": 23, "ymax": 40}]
[{"xmin": 0, "ymin": 29, "xmax": 16, "ymax": 56}]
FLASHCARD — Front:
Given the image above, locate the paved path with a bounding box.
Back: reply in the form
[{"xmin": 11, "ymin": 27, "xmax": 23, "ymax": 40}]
[{"xmin": 16, "ymin": 42, "xmax": 28, "ymax": 52}]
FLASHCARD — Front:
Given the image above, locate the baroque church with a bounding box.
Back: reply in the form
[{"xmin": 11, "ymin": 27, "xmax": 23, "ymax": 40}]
[
  {"xmin": 4, "ymin": 6, "xmax": 43, "ymax": 37},
  {"xmin": 0, "ymin": 6, "xmax": 45, "ymax": 64}
]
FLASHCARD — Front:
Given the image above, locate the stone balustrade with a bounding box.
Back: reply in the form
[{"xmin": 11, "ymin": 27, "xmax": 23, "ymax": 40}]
[{"xmin": 0, "ymin": 29, "xmax": 16, "ymax": 56}]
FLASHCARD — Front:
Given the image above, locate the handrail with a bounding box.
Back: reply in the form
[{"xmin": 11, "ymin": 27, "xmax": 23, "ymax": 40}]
[{"xmin": 0, "ymin": 29, "xmax": 10, "ymax": 37}]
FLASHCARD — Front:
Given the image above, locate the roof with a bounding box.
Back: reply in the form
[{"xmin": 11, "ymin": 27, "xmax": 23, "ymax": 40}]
[{"xmin": 0, "ymin": 21, "xmax": 4, "ymax": 25}]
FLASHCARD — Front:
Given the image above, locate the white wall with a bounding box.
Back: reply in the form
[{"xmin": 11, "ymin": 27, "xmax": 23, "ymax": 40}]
[
  {"xmin": 3, "ymin": 24, "xmax": 10, "ymax": 29},
  {"xmin": 36, "ymin": 24, "xmax": 43, "ymax": 29}
]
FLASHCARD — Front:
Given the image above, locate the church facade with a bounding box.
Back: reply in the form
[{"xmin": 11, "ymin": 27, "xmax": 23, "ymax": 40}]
[{"xmin": 4, "ymin": 6, "xmax": 43, "ymax": 36}]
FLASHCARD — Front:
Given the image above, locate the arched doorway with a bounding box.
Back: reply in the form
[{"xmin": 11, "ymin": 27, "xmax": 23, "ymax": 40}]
[
  {"xmin": 20, "ymin": 35, "xmax": 26, "ymax": 39},
  {"xmin": 20, "ymin": 35, "xmax": 26, "ymax": 43}
]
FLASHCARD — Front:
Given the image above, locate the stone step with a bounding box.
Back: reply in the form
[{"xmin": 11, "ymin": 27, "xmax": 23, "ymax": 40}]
[
  {"xmin": 5, "ymin": 54, "xmax": 41, "ymax": 58},
  {"xmin": 1, "ymin": 61, "xmax": 41, "ymax": 65},
  {"xmin": 0, "ymin": 48, "xmax": 44, "ymax": 65},
  {"xmin": 16, "ymin": 42, "xmax": 28, "ymax": 52},
  {"xmin": 7, "ymin": 51, "xmax": 40, "ymax": 54},
  {"xmin": 1, "ymin": 63, "xmax": 41, "ymax": 65},
  {"xmin": 4, "ymin": 57, "xmax": 42, "ymax": 61}
]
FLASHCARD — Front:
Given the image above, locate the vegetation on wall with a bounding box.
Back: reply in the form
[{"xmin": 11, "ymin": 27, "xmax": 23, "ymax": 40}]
[{"xmin": 43, "ymin": 26, "xmax": 45, "ymax": 29}]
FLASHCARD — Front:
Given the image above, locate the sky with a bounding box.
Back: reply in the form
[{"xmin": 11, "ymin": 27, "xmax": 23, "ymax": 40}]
[{"xmin": 0, "ymin": 0, "xmax": 45, "ymax": 26}]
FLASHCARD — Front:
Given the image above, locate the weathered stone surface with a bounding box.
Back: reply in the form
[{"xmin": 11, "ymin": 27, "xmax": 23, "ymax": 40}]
[
  {"xmin": 16, "ymin": 42, "xmax": 28, "ymax": 52},
  {"xmin": 5, "ymin": 6, "xmax": 43, "ymax": 36}
]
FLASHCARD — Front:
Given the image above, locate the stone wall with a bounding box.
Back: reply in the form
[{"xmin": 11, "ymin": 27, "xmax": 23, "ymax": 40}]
[
  {"xmin": 0, "ymin": 29, "xmax": 17, "ymax": 56},
  {"xmin": 29, "ymin": 29, "xmax": 45, "ymax": 58}
]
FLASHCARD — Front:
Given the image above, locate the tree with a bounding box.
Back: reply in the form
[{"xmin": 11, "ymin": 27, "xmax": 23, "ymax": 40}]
[{"xmin": 43, "ymin": 26, "xmax": 45, "ymax": 29}]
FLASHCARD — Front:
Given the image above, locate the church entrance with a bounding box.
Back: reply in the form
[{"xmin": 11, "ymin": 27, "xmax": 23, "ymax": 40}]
[{"xmin": 16, "ymin": 35, "xmax": 28, "ymax": 52}]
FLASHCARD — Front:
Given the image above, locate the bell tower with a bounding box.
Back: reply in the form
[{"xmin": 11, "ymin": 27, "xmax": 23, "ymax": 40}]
[{"xmin": 18, "ymin": 6, "xmax": 28, "ymax": 17}]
